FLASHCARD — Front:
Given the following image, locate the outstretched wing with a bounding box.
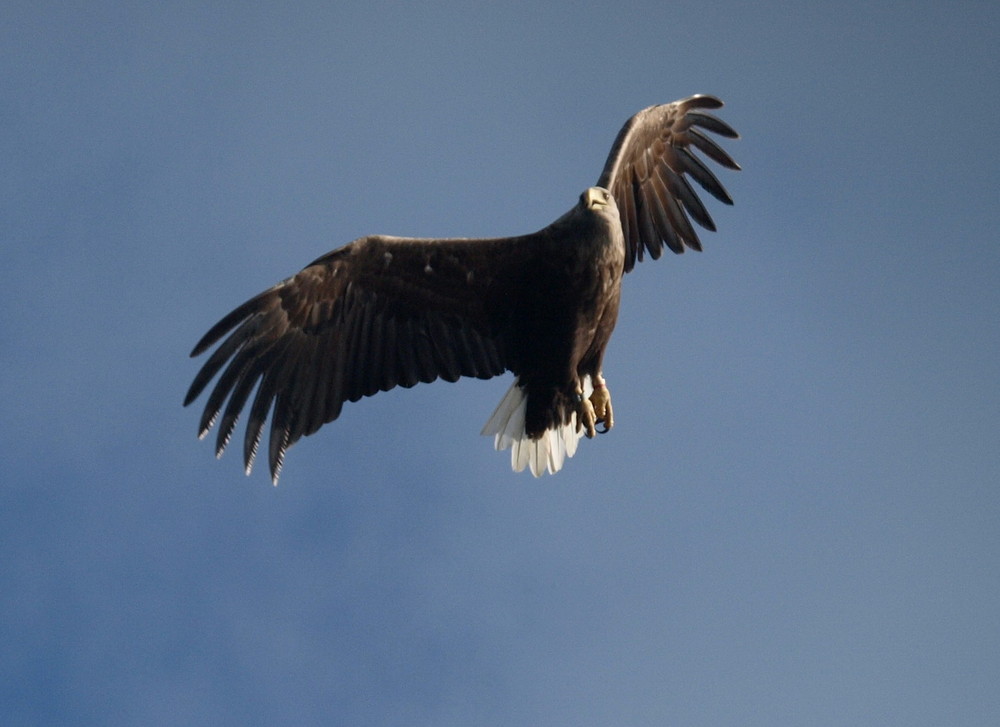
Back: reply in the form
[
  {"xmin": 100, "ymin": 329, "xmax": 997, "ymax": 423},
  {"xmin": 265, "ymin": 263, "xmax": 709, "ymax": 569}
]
[
  {"xmin": 184, "ymin": 234, "xmax": 520, "ymax": 483},
  {"xmin": 597, "ymin": 94, "xmax": 740, "ymax": 271}
]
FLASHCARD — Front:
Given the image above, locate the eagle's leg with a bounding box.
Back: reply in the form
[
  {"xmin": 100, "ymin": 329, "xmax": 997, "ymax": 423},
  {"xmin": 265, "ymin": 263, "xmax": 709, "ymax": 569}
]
[
  {"xmin": 590, "ymin": 374, "xmax": 614, "ymax": 434},
  {"xmin": 575, "ymin": 385, "xmax": 598, "ymax": 439}
]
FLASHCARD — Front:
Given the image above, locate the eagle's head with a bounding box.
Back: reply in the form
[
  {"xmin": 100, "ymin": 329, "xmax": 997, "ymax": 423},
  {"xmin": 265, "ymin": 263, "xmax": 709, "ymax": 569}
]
[
  {"xmin": 578, "ymin": 186, "xmax": 620, "ymax": 235},
  {"xmin": 581, "ymin": 186, "xmax": 613, "ymax": 211}
]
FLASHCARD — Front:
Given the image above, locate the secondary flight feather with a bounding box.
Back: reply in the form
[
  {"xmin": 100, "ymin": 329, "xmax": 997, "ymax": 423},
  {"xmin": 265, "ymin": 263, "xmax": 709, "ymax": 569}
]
[{"xmin": 185, "ymin": 94, "xmax": 740, "ymax": 483}]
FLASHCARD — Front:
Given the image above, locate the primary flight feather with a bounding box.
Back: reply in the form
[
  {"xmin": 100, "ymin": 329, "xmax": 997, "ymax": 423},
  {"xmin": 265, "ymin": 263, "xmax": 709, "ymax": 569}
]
[{"xmin": 185, "ymin": 94, "xmax": 740, "ymax": 483}]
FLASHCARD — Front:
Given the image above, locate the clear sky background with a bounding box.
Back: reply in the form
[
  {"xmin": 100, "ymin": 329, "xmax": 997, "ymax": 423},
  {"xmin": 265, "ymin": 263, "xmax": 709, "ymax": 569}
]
[{"xmin": 3, "ymin": 2, "xmax": 999, "ymax": 725}]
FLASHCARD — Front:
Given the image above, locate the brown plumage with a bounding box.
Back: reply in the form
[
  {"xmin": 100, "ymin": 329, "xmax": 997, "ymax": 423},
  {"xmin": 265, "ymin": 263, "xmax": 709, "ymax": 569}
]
[{"xmin": 184, "ymin": 95, "xmax": 739, "ymax": 483}]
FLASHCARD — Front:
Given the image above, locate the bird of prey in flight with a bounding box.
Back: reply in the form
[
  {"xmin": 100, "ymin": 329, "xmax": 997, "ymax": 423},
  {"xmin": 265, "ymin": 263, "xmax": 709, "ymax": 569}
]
[{"xmin": 185, "ymin": 94, "xmax": 740, "ymax": 483}]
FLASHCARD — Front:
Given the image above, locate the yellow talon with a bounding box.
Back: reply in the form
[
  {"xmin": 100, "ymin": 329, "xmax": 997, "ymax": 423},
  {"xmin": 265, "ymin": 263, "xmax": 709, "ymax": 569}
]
[
  {"xmin": 590, "ymin": 384, "xmax": 614, "ymax": 433},
  {"xmin": 575, "ymin": 375, "xmax": 613, "ymax": 438},
  {"xmin": 577, "ymin": 396, "xmax": 597, "ymax": 438}
]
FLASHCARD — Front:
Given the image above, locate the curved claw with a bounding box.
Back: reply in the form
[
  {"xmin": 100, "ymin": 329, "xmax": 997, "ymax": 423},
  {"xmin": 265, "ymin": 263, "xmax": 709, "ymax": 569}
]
[{"xmin": 590, "ymin": 384, "xmax": 614, "ymax": 434}]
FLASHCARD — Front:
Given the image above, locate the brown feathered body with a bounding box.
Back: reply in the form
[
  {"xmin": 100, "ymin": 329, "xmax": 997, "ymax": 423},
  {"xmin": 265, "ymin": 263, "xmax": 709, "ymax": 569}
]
[{"xmin": 185, "ymin": 95, "xmax": 739, "ymax": 482}]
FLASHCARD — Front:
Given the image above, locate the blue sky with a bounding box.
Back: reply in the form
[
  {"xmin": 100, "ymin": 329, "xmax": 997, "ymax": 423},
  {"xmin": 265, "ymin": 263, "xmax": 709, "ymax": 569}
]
[{"xmin": 3, "ymin": 1, "xmax": 999, "ymax": 724}]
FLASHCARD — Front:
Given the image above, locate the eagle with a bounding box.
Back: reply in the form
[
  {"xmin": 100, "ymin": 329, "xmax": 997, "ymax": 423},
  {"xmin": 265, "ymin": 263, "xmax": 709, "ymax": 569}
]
[{"xmin": 185, "ymin": 94, "xmax": 739, "ymax": 484}]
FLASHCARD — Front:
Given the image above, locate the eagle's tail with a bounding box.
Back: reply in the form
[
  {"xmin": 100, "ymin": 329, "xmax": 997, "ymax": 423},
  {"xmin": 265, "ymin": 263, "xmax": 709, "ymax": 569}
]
[{"xmin": 481, "ymin": 376, "xmax": 592, "ymax": 476}]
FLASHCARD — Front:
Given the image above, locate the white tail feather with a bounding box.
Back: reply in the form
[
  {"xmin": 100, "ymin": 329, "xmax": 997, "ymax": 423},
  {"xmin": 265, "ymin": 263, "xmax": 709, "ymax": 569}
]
[{"xmin": 481, "ymin": 376, "xmax": 592, "ymax": 477}]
